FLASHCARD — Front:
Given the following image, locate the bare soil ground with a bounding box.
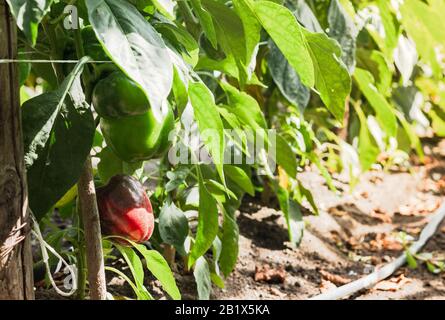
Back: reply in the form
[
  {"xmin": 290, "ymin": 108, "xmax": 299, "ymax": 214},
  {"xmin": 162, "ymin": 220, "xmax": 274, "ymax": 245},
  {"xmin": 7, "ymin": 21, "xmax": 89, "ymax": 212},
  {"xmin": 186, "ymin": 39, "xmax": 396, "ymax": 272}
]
[{"xmin": 35, "ymin": 140, "xmax": 445, "ymax": 300}]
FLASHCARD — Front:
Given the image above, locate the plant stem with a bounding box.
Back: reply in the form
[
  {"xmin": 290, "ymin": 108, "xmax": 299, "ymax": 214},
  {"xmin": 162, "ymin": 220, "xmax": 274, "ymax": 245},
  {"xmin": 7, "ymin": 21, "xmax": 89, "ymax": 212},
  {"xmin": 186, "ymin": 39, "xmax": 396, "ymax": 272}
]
[
  {"xmin": 73, "ymin": 18, "xmax": 107, "ymax": 300},
  {"xmin": 75, "ymin": 198, "xmax": 87, "ymax": 300},
  {"xmin": 163, "ymin": 244, "xmax": 176, "ymax": 269},
  {"xmin": 177, "ymin": 1, "xmax": 200, "ymax": 39},
  {"xmin": 77, "ymin": 157, "xmax": 107, "ymax": 299}
]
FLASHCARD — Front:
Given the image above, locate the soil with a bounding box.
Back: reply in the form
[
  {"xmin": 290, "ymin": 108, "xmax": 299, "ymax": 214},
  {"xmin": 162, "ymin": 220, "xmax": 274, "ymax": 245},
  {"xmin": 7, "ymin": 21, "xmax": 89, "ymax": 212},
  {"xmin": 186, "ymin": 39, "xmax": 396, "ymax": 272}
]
[{"xmin": 35, "ymin": 141, "xmax": 445, "ymax": 300}]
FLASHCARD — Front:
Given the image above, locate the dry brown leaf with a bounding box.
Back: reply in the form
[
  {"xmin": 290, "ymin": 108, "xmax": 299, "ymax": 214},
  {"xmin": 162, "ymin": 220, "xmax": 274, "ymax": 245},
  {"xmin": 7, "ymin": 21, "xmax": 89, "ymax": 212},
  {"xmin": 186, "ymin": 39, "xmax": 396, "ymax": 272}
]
[
  {"xmin": 319, "ymin": 270, "xmax": 351, "ymax": 285},
  {"xmin": 374, "ymin": 274, "xmax": 411, "ymax": 292},
  {"xmin": 436, "ymin": 179, "xmax": 445, "ymax": 194},
  {"xmin": 369, "ymin": 233, "xmax": 403, "ymax": 252},
  {"xmin": 328, "ymin": 206, "xmax": 347, "ymax": 217},
  {"xmin": 397, "ymin": 198, "xmax": 440, "ymax": 217},
  {"xmin": 397, "ymin": 204, "xmax": 417, "ymax": 217},
  {"xmin": 369, "ymin": 175, "xmax": 383, "ymax": 184},
  {"xmin": 254, "ymin": 264, "xmax": 286, "ymax": 284},
  {"xmin": 370, "ymin": 209, "xmax": 392, "ymax": 223},
  {"xmin": 404, "ymin": 227, "xmax": 422, "ymax": 235},
  {"xmin": 360, "ymin": 191, "xmax": 369, "ymax": 199}
]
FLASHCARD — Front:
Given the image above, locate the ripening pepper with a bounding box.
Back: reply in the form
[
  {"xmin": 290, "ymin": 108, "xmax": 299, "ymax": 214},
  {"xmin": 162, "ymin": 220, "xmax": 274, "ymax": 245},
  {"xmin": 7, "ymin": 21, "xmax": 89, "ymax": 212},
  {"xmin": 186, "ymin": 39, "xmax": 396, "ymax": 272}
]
[
  {"xmin": 96, "ymin": 175, "xmax": 154, "ymax": 243},
  {"xmin": 92, "ymin": 71, "xmax": 175, "ymax": 162}
]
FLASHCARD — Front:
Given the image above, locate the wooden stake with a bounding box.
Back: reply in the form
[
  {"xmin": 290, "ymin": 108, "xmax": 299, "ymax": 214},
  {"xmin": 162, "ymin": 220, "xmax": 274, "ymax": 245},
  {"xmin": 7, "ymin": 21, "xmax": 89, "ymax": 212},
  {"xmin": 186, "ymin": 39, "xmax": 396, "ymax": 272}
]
[{"xmin": 0, "ymin": 1, "xmax": 34, "ymax": 300}]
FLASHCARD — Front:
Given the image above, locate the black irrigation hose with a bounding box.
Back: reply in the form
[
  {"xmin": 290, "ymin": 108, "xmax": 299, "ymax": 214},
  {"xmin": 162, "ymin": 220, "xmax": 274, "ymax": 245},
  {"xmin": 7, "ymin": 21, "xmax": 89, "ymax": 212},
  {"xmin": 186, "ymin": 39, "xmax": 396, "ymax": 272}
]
[{"xmin": 310, "ymin": 201, "xmax": 445, "ymax": 300}]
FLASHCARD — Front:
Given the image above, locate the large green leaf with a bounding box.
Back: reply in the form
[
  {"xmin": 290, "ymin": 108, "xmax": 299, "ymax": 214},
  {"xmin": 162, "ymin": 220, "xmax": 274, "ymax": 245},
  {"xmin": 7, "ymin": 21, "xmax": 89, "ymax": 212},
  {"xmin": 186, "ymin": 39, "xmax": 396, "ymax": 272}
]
[
  {"xmin": 22, "ymin": 58, "xmax": 95, "ymax": 219},
  {"xmin": 232, "ymin": 0, "xmax": 261, "ymax": 76},
  {"xmin": 275, "ymin": 134, "xmax": 298, "ymax": 178},
  {"xmin": 287, "ymin": 0, "xmax": 323, "ymax": 33},
  {"xmin": 134, "ymin": 244, "xmax": 181, "ymax": 300},
  {"xmin": 190, "ymin": 0, "xmax": 217, "ymax": 48},
  {"xmin": 328, "ymin": 0, "xmax": 358, "ymax": 72},
  {"xmin": 219, "ymin": 81, "xmax": 267, "ymax": 130},
  {"xmin": 304, "ymin": 31, "xmax": 351, "ymax": 122},
  {"xmin": 115, "ymin": 244, "xmax": 152, "ymax": 300},
  {"xmin": 6, "ymin": 0, "xmax": 53, "ymax": 46},
  {"xmin": 354, "ymin": 68, "xmax": 397, "ymax": 137},
  {"xmin": 254, "ymin": 1, "xmax": 315, "ymax": 87},
  {"xmin": 159, "ymin": 202, "xmax": 189, "ymax": 256},
  {"xmin": 219, "ymin": 206, "xmax": 239, "ymax": 276},
  {"xmin": 376, "ymin": 0, "xmax": 399, "ymax": 60},
  {"xmin": 276, "ymin": 186, "xmax": 304, "ymax": 246},
  {"xmin": 268, "ymin": 40, "xmax": 310, "ymax": 111},
  {"xmin": 189, "ymin": 82, "xmax": 225, "ymax": 184},
  {"xmin": 356, "ymin": 49, "xmax": 392, "ymax": 97},
  {"xmin": 193, "ymin": 257, "xmax": 212, "ymax": 300},
  {"xmin": 224, "ymin": 165, "xmax": 254, "ymax": 196},
  {"xmin": 153, "ymin": 18, "xmax": 199, "ymax": 67},
  {"xmin": 202, "ymin": 0, "xmax": 248, "ymax": 84},
  {"xmin": 354, "ymin": 104, "xmax": 379, "ymax": 172},
  {"xmin": 188, "ymin": 177, "xmax": 219, "ymax": 268},
  {"xmin": 395, "ymin": 111, "xmax": 424, "ymax": 161},
  {"xmin": 86, "ymin": 0, "xmax": 173, "ymax": 120}
]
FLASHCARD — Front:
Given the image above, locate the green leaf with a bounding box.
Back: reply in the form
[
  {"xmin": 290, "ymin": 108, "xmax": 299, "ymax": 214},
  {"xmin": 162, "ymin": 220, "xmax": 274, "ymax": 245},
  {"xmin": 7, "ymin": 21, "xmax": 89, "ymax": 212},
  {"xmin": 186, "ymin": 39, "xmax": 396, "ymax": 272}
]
[
  {"xmin": 268, "ymin": 40, "xmax": 310, "ymax": 111},
  {"xmin": 406, "ymin": 250, "xmax": 418, "ymax": 269},
  {"xmin": 275, "ymin": 133, "xmax": 298, "ymax": 178},
  {"xmin": 224, "ymin": 165, "xmax": 255, "ymax": 196},
  {"xmin": 86, "ymin": 0, "xmax": 173, "ymax": 120},
  {"xmin": 400, "ymin": 0, "xmax": 445, "ymax": 78},
  {"xmin": 395, "ymin": 112, "xmax": 424, "ymax": 161},
  {"xmin": 254, "ymin": 1, "xmax": 315, "ymax": 87},
  {"xmin": 293, "ymin": 180, "xmax": 319, "ymax": 215},
  {"xmin": 356, "ymin": 49, "xmax": 392, "ymax": 97},
  {"xmin": 189, "ymin": 82, "xmax": 225, "ymax": 184},
  {"xmin": 219, "ymin": 206, "xmax": 239, "ymax": 276},
  {"xmin": 115, "ymin": 244, "xmax": 152, "ymax": 300},
  {"xmin": 172, "ymin": 67, "xmax": 189, "ymax": 115},
  {"xmin": 188, "ymin": 176, "xmax": 219, "ymax": 268},
  {"xmin": 354, "ymin": 103, "xmax": 379, "ymax": 172},
  {"xmin": 220, "ymin": 81, "xmax": 267, "ymax": 130},
  {"xmin": 205, "ymin": 179, "xmax": 238, "ymax": 203},
  {"xmin": 190, "ymin": 0, "xmax": 217, "ymax": 48},
  {"xmin": 22, "ymin": 57, "xmax": 95, "ymax": 219},
  {"xmin": 304, "ymin": 31, "xmax": 351, "ymax": 122},
  {"xmin": 159, "ymin": 202, "xmax": 189, "ymax": 256},
  {"xmin": 134, "ymin": 245, "xmax": 181, "ymax": 300},
  {"xmin": 233, "ymin": 0, "xmax": 261, "ymax": 76},
  {"xmin": 354, "ymin": 68, "xmax": 397, "ymax": 137},
  {"xmin": 288, "ymin": 0, "xmax": 323, "ymax": 33},
  {"xmin": 430, "ymin": 106, "xmax": 445, "ymax": 137},
  {"xmin": 151, "ymin": 0, "xmax": 175, "ymax": 19},
  {"xmin": 154, "ymin": 19, "xmax": 199, "ymax": 67},
  {"xmin": 6, "ymin": 0, "xmax": 53, "ymax": 46},
  {"xmin": 202, "ymin": 0, "xmax": 248, "ymax": 84},
  {"xmin": 276, "ymin": 186, "xmax": 304, "ymax": 246},
  {"xmin": 210, "ymin": 272, "xmax": 225, "ymax": 289},
  {"xmin": 193, "ymin": 257, "xmax": 212, "ymax": 300},
  {"xmin": 328, "ymin": 0, "xmax": 358, "ymax": 72},
  {"xmin": 376, "ymin": 0, "xmax": 399, "ymax": 60},
  {"xmin": 105, "ymin": 266, "xmax": 153, "ymax": 300},
  {"xmin": 97, "ymin": 147, "xmax": 143, "ymax": 184}
]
